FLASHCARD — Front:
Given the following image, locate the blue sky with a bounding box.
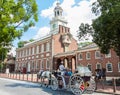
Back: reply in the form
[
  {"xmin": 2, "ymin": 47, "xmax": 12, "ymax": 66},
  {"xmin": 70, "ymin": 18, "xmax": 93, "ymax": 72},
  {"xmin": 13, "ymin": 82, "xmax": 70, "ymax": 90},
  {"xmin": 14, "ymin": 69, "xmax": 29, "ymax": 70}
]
[{"xmin": 11, "ymin": 0, "xmax": 96, "ymax": 56}]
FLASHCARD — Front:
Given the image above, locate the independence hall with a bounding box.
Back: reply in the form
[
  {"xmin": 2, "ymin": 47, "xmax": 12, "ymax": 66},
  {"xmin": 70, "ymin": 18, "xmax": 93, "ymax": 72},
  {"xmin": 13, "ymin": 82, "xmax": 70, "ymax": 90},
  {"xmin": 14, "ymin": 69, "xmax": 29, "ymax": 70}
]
[{"xmin": 15, "ymin": 2, "xmax": 120, "ymax": 77}]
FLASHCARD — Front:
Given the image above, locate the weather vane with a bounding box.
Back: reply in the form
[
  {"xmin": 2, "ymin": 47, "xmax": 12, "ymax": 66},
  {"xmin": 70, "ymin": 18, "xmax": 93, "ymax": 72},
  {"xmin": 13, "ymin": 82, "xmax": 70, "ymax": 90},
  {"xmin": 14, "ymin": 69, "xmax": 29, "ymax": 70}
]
[{"xmin": 56, "ymin": 0, "xmax": 60, "ymax": 3}]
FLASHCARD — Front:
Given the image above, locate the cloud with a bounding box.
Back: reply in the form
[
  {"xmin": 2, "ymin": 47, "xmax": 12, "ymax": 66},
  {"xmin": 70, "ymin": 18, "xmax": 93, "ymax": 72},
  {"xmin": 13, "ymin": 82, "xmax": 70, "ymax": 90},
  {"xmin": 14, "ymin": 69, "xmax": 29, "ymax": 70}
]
[
  {"xmin": 33, "ymin": 27, "xmax": 50, "ymax": 39},
  {"xmin": 40, "ymin": 1, "xmax": 57, "ymax": 19},
  {"xmin": 40, "ymin": 0, "xmax": 97, "ymax": 40}
]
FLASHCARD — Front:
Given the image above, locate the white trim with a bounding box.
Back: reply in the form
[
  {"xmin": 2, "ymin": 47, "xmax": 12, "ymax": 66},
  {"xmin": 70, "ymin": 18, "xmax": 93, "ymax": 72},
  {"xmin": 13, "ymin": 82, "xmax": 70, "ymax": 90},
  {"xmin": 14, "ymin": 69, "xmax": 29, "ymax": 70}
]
[
  {"xmin": 87, "ymin": 63, "xmax": 92, "ymax": 71},
  {"xmin": 41, "ymin": 44, "xmax": 44, "ymax": 53},
  {"xmin": 106, "ymin": 62, "xmax": 113, "ymax": 72},
  {"xmin": 86, "ymin": 52, "xmax": 91, "ymax": 60},
  {"xmin": 41, "ymin": 60, "xmax": 44, "ymax": 69},
  {"xmin": 78, "ymin": 53, "xmax": 83, "ymax": 60},
  {"xmin": 46, "ymin": 59, "xmax": 50, "ymax": 69},
  {"xmin": 95, "ymin": 50, "xmax": 101, "ymax": 59},
  {"xmin": 46, "ymin": 42, "xmax": 50, "ymax": 52},
  {"xmin": 96, "ymin": 62, "xmax": 101, "ymax": 69}
]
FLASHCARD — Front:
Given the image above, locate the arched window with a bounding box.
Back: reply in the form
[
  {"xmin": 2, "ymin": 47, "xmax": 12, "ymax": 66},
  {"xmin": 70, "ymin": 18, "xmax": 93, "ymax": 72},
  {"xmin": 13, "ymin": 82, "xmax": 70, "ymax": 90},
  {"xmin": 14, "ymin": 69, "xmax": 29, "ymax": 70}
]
[
  {"xmin": 87, "ymin": 64, "xmax": 92, "ymax": 71},
  {"xmin": 36, "ymin": 45, "xmax": 39, "ymax": 54},
  {"xmin": 78, "ymin": 53, "xmax": 82, "ymax": 60},
  {"xmin": 46, "ymin": 59, "xmax": 50, "ymax": 69},
  {"xmin": 106, "ymin": 62, "xmax": 113, "ymax": 72},
  {"xmin": 96, "ymin": 63, "xmax": 101, "ymax": 69},
  {"xmin": 46, "ymin": 42, "xmax": 50, "ymax": 52},
  {"xmin": 86, "ymin": 52, "xmax": 91, "ymax": 60},
  {"xmin": 41, "ymin": 44, "xmax": 44, "ymax": 53},
  {"xmin": 95, "ymin": 50, "xmax": 100, "ymax": 59},
  {"xmin": 41, "ymin": 60, "xmax": 44, "ymax": 69},
  {"xmin": 57, "ymin": 11, "xmax": 59, "ymax": 15}
]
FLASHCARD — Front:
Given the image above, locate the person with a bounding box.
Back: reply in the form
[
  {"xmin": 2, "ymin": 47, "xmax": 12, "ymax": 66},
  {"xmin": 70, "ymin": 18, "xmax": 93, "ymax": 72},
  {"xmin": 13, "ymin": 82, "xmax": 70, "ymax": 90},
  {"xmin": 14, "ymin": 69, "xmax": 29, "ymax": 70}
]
[
  {"xmin": 64, "ymin": 68, "xmax": 72, "ymax": 85},
  {"xmin": 65, "ymin": 68, "xmax": 72, "ymax": 76},
  {"xmin": 59, "ymin": 63, "xmax": 65, "ymax": 71}
]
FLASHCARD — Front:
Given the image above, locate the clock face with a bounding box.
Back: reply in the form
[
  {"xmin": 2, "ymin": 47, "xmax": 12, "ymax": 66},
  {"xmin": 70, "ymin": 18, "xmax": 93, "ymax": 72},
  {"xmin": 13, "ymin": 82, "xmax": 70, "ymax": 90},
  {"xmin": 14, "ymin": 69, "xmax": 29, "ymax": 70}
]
[
  {"xmin": 52, "ymin": 23, "xmax": 57, "ymax": 29},
  {"xmin": 52, "ymin": 23, "xmax": 56, "ymax": 29}
]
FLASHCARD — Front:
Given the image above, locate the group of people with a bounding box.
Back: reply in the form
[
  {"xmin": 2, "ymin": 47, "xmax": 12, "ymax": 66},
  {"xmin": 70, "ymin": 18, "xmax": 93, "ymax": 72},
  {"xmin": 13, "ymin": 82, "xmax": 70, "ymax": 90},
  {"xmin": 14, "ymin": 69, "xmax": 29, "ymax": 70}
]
[{"xmin": 59, "ymin": 63, "xmax": 72, "ymax": 76}]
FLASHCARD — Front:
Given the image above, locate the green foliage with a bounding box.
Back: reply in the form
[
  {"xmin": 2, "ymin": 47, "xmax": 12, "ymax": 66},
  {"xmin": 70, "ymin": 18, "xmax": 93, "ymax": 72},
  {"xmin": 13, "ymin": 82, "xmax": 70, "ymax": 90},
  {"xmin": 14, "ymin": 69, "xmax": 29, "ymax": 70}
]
[
  {"xmin": 0, "ymin": 0, "xmax": 38, "ymax": 45},
  {"xmin": 77, "ymin": 0, "xmax": 120, "ymax": 56},
  {"xmin": 29, "ymin": 39, "xmax": 34, "ymax": 42},
  {"xmin": 17, "ymin": 39, "xmax": 34, "ymax": 48},
  {"xmin": 17, "ymin": 41, "xmax": 29, "ymax": 48},
  {"xmin": 77, "ymin": 23, "xmax": 94, "ymax": 41},
  {"xmin": 0, "ymin": 47, "xmax": 8, "ymax": 62}
]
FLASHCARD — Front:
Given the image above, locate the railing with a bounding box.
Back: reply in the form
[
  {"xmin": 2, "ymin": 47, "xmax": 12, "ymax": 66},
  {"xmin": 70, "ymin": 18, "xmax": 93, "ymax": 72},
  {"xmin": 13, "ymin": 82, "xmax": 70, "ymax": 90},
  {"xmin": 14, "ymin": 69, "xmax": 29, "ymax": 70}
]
[
  {"xmin": 0, "ymin": 73, "xmax": 39, "ymax": 82},
  {"xmin": 0, "ymin": 73, "xmax": 120, "ymax": 94}
]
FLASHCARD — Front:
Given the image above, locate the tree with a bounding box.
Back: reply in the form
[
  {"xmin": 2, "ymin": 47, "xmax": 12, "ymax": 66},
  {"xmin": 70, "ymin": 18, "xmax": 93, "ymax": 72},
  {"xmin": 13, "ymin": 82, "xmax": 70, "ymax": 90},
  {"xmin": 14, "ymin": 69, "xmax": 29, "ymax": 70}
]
[
  {"xmin": 29, "ymin": 39, "xmax": 34, "ymax": 42},
  {"xmin": 17, "ymin": 39, "xmax": 34, "ymax": 48},
  {"xmin": 77, "ymin": 0, "xmax": 120, "ymax": 56},
  {"xmin": 17, "ymin": 41, "xmax": 29, "ymax": 48},
  {"xmin": 0, "ymin": 0, "xmax": 38, "ymax": 47}
]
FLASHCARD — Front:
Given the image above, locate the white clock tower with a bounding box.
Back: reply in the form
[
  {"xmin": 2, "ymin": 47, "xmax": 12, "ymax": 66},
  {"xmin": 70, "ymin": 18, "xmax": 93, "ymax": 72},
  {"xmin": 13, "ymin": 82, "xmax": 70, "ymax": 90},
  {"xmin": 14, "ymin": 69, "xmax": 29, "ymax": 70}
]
[{"xmin": 50, "ymin": 1, "xmax": 67, "ymax": 34}]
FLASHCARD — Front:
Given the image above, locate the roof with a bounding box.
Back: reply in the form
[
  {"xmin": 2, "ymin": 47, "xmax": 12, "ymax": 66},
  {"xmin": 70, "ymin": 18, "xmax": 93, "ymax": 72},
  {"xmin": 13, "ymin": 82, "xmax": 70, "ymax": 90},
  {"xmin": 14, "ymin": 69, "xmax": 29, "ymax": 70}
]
[
  {"xmin": 24, "ymin": 34, "xmax": 51, "ymax": 46},
  {"xmin": 79, "ymin": 43, "xmax": 98, "ymax": 50},
  {"xmin": 54, "ymin": 51, "xmax": 76, "ymax": 57}
]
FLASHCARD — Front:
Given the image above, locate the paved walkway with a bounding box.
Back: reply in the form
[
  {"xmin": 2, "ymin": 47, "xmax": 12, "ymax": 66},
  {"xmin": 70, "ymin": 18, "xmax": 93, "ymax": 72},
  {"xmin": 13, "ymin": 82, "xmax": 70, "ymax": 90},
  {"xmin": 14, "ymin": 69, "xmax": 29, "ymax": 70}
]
[
  {"xmin": 96, "ymin": 82, "xmax": 120, "ymax": 95},
  {"xmin": 0, "ymin": 73, "xmax": 120, "ymax": 95}
]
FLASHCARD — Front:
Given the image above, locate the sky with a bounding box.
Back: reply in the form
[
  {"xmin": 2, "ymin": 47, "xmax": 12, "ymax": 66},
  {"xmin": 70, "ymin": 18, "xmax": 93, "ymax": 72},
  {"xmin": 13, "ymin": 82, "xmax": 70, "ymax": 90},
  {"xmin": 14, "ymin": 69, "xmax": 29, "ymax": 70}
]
[{"xmin": 10, "ymin": 0, "xmax": 97, "ymax": 56}]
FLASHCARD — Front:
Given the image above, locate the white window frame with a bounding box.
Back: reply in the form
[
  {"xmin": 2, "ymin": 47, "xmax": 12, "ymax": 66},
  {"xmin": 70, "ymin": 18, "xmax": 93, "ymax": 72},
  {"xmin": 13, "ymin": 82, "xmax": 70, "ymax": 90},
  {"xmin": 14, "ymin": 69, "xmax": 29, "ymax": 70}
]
[
  {"xmin": 46, "ymin": 42, "xmax": 50, "ymax": 52},
  {"xmin": 32, "ymin": 47, "xmax": 35, "ymax": 55},
  {"xmin": 96, "ymin": 63, "xmax": 101, "ymax": 69},
  {"xmin": 36, "ymin": 45, "xmax": 39, "ymax": 54},
  {"xmin": 41, "ymin": 60, "xmax": 44, "ymax": 69},
  {"xmin": 87, "ymin": 64, "xmax": 92, "ymax": 71},
  {"xmin": 24, "ymin": 49, "xmax": 26, "ymax": 57},
  {"xmin": 46, "ymin": 59, "xmax": 50, "ymax": 69},
  {"xmin": 86, "ymin": 52, "xmax": 91, "ymax": 60},
  {"xmin": 27, "ymin": 48, "xmax": 29, "ymax": 56},
  {"xmin": 41, "ymin": 44, "xmax": 44, "ymax": 53},
  {"xmin": 95, "ymin": 51, "xmax": 101, "ymax": 59},
  {"xmin": 106, "ymin": 62, "xmax": 113, "ymax": 72},
  {"xmin": 78, "ymin": 53, "xmax": 82, "ymax": 60}
]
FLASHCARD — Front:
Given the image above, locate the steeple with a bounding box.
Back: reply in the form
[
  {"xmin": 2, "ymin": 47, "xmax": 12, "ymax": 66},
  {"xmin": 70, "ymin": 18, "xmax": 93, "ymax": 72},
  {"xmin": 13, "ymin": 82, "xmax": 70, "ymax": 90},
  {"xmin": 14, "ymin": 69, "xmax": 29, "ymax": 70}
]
[
  {"xmin": 50, "ymin": 1, "xmax": 67, "ymax": 34},
  {"xmin": 54, "ymin": 0, "xmax": 63, "ymax": 17}
]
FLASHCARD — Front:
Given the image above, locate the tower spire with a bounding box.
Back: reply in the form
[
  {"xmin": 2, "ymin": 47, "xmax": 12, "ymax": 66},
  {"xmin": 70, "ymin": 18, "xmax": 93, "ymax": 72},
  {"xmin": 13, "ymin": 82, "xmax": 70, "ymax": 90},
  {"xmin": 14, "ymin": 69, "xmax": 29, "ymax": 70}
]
[
  {"xmin": 56, "ymin": 0, "xmax": 60, "ymax": 5},
  {"xmin": 54, "ymin": 0, "xmax": 63, "ymax": 17}
]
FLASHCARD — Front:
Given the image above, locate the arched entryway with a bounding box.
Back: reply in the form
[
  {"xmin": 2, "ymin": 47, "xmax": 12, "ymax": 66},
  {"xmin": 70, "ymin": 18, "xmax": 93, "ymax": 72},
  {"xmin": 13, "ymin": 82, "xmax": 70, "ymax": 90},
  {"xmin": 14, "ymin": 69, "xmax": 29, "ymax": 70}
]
[{"xmin": 56, "ymin": 59, "xmax": 61, "ymax": 70}]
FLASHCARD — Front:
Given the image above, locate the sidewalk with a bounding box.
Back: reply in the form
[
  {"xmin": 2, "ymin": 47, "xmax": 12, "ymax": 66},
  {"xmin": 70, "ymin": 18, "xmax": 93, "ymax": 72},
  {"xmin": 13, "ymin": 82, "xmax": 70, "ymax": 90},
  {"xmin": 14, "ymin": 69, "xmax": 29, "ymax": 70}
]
[
  {"xmin": 0, "ymin": 73, "xmax": 120, "ymax": 95},
  {"xmin": 95, "ymin": 83, "xmax": 120, "ymax": 95}
]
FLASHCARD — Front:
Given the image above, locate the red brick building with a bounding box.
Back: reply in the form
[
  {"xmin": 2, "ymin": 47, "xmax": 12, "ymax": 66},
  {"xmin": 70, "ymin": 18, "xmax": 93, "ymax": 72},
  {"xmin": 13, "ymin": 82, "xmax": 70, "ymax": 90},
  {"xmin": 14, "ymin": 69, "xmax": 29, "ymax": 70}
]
[
  {"xmin": 76, "ymin": 43, "xmax": 120, "ymax": 77},
  {"xmin": 15, "ymin": 2, "xmax": 78, "ymax": 73},
  {"xmin": 15, "ymin": 2, "xmax": 120, "ymax": 77}
]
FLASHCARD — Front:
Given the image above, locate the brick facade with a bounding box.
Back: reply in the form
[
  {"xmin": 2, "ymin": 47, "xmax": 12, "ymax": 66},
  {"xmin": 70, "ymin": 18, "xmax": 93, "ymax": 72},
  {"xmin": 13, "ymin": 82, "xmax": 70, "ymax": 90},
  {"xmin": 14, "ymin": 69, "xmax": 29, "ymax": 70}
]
[{"xmin": 15, "ymin": 2, "xmax": 120, "ymax": 77}]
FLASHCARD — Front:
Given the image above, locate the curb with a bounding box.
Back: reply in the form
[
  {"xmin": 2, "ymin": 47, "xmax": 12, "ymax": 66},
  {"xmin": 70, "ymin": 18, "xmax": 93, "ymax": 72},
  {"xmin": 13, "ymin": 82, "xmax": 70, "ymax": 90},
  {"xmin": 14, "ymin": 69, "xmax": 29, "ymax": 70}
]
[{"xmin": 95, "ymin": 90, "xmax": 120, "ymax": 95}]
